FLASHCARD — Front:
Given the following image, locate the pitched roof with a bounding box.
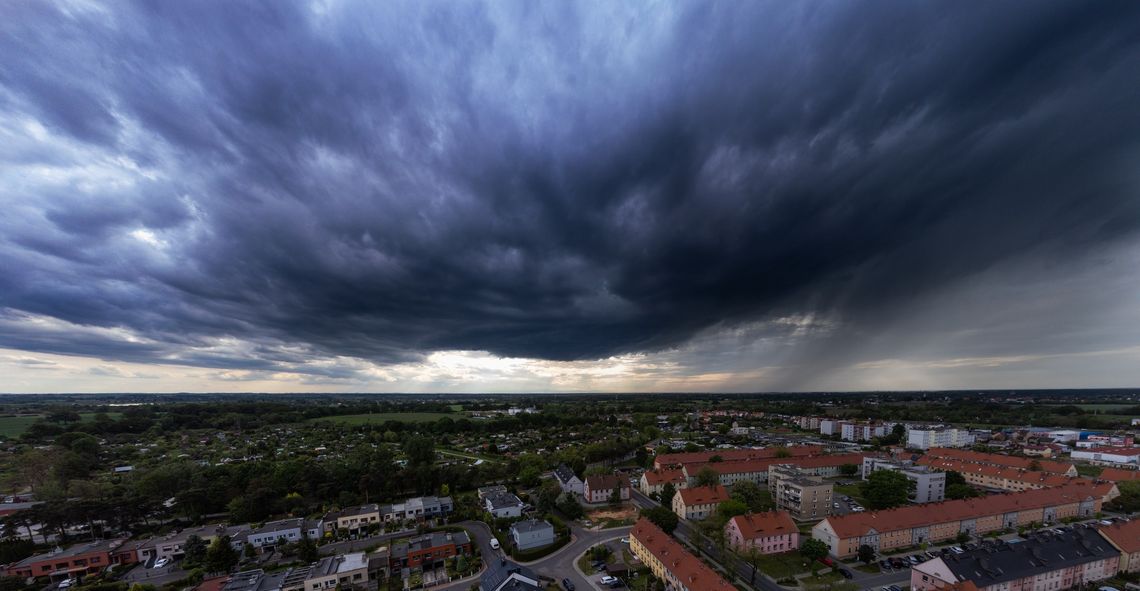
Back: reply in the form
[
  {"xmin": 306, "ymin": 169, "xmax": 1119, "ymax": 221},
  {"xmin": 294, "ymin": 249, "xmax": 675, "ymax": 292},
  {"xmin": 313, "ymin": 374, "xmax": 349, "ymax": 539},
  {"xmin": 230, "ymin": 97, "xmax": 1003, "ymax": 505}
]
[
  {"xmin": 1099, "ymin": 467, "xmax": 1140, "ymax": 482},
  {"xmin": 1098, "ymin": 519, "xmax": 1140, "ymax": 553},
  {"xmin": 677, "ymin": 485, "xmax": 730, "ymax": 506},
  {"xmin": 683, "ymin": 453, "xmax": 864, "ymax": 477},
  {"xmin": 1080, "ymin": 446, "xmax": 1140, "ymax": 456},
  {"xmin": 728, "ymin": 511, "xmax": 797, "ymax": 539},
  {"xmin": 631, "ymin": 518, "xmax": 735, "ymax": 591},
  {"xmin": 643, "ymin": 469, "xmax": 687, "ymax": 486},
  {"xmin": 923, "ymin": 448, "xmax": 1075, "ymax": 475},
  {"xmin": 553, "ymin": 464, "xmax": 579, "ymax": 484},
  {"xmin": 585, "ymin": 474, "xmax": 629, "ymax": 491},
  {"xmin": 820, "ymin": 482, "xmax": 1110, "ymax": 539},
  {"xmin": 917, "ymin": 457, "xmax": 1077, "ymax": 487},
  {"xmin": 655, "ymin": 446, "xmax": 824, "ymax": 467},
  {"xmin": 935, "ymin": 528, "xmax": 1118, "ymax": 586}
]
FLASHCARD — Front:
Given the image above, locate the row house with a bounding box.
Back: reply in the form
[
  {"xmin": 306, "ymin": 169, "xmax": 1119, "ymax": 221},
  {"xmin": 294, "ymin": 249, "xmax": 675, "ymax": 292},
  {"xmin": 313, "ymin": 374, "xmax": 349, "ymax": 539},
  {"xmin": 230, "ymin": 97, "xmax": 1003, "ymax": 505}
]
[
  {"xmin": 1098, "ymin": 519, "xmax": 1140, "ymax": 573},
  {"xmin": 672, "ymin": 485, "xmax": 730, "ymax": 520},
  {"xmin": 279, "ymin": 552, "xmax": 369, "ymax": 591},
  {"xmin": 916, "ymin": 457, "xmax": 1115, "ymax": 502},
  {"xmin": 639, "ymin": 468, "xmax": 688, "ymax": 496},
  {"xmin": 725, "ymin": 511, "xmax": 799, "ymax": 554},
  {"xmin": 811, "ymin": 481, "xmax": 1113, "ymax": 558},
  {"xmin": 1099, "ymin": 467, "xmax": 1140, "ymax": 482},
  {"xmin": 138, "ymin": 524, "xmax": 249, "ymax": 564},
  {"xmin": 629, "ymin": 518, "xmax": 735, "ymax": 591},
  {"xmin": 680, "ymin": 453, "xmax": 864, "ymax": 487},
  {"xmin": 389, "ymin": 532, "xmax": 472, "ymax": 570},
  {"xmin": 379, "ymin": 496, "xmax": 454, "ymax": 522},
  {"xmin": 921, "ymin": 448, "xmax": 1077, "ymax": 476},
  {"xmin": 653, "ymin": 445, "xmax": 824, "ymax": 470},
  {"xmin": 241, "ymin": 518, "xmax": 322, "ymax": 550},
  {"xmin": 6, "ymin": 539, "xmax": 136, "ymax": 580},
  {"xmin": 910, "ymin": 528, "xmax": 1119, "ymax": 591}
]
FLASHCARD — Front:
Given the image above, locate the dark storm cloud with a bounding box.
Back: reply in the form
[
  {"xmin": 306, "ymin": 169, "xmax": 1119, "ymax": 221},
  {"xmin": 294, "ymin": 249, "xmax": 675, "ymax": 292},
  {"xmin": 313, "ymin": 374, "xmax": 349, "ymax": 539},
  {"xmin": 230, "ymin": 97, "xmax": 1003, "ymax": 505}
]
[{"xmin": 2, "ymin": 0, "xmax": 1140, "ymax": 374}]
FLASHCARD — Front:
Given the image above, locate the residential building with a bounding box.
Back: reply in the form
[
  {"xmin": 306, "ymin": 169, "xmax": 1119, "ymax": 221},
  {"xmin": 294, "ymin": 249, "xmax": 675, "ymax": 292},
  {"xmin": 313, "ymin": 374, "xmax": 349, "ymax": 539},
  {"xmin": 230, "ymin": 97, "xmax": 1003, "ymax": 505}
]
[
  {"xmin": 553, "ymin": 464, "xmax": 583, "ymax": 495},
  {"xmin": 6, "ymin": 539, "xmax": 136, "ymax": 579},
  {"xmin": 380, "ymin": 495, "xmax": 454, "ymax": 522},
  {"xmin": 921, "ymin": 448, "xmax": 1077, "ymax": 476},
  {"xmin": 484, "ymin": 491, "xmax": 524, "ymax": 518},
  {"xmin": 910, "ymin": 528, "xmax": 1119, "ymax": 591},
  {"xmin": 907, "ymin": 429, "xmax": 975, "ymax": 450},
  {"xmin": 811, "ymin": 481, "xmax": 1113, "ymax": 558},
  {"xmin": 477, "ymin": 485, "xmax": 508, "ymax": 501},
  {"xmin": 1072, "ymin": 447, "xmax": 1140, "ymax": 467},
  {"xmin": 480, "ymin": 563, "xmax": 542, "ymax": 591},
  {"xmin": 510, "ymin": 519, "xmax": 555, "ymax": 551},
  {"xmin": 303, "ymin": 553, "xmax": 369, "ymax": 590},
  {"xmin": 862, "ymin": 459, "xmax": 946, "ymax": 503},
  {"xmin": 138, "ymin": 524, "xmax": 249, "ymax": 563},
  {"xmin": 679, "ymin": 453, "xmax": 864, "ymax": 488},
  {"xmin": 640, "ymin": 468, "xmax": 688, "ymax": 496},
  {"xmin": 842, "ymin": 422, "xmax": 886, "ymax": 442},
  {"xmin": 673, "ymin": 485, "xmax": 730, "ymax": 520},
  {"xmin": 769, "ymin": 465, "xmax": 832, "ymax": 521},
  {"xmin": 725, "ymin": 511, "xmax": 799, "ymax": 554},
  {"xmin": 244, "ymin": 518, "xmax": 307, "ymax": 550},
  {"xmin": 323, "ymin": 505, "xmax": 381, "ymax": 533},
  {"xmin": 1099, "ymin": 519, "xmax": 1140, "ymax": 573},
  {"xmin": 1076, "ymin": 435, "xmax": 1134, "ymax": 449},
  {"xmin": 653, "ymin": 446, "xmax": 824, "ymax": 469},
  {"xmin": 916, "ymin": 456, "xmax": 1115, "ymax": 501},
  {"xmin": 1099, "ymin": 467, "xmax": 1140, "ymax": 482},
  {"xmin": 390, "ymin": 532, "xmax": 471, "ymax": 570},
  {"xmin": 629, "ymin": 518, "xmax": 735, "ymax": 591},
  {"xmin": 820, "ymin": 420, "xmax": 838, "ymax": 436},
  {"xmin": 225, "ymin": 570, "xmax": 289, "ymax": 591},
  {"xmin": 583, "ymin": 474, "xmax": 630, "ymax": 504}
]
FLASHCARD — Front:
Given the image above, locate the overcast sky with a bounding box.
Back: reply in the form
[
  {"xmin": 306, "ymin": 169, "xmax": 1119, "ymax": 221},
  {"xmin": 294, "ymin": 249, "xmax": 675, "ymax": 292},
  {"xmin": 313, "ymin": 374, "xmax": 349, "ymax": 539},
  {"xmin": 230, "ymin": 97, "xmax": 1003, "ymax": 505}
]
[{"xmin": 3, "ymin": 1, "xmax": 1140, "ymax": 393}]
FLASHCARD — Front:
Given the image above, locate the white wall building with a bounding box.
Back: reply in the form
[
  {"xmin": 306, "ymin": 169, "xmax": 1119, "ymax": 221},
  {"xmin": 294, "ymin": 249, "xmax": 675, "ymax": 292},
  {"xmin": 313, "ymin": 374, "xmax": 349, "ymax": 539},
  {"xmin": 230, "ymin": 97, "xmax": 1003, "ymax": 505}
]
[{"xmin": 907, "ymin": 428, "xmax": 975, "ymax": 450}]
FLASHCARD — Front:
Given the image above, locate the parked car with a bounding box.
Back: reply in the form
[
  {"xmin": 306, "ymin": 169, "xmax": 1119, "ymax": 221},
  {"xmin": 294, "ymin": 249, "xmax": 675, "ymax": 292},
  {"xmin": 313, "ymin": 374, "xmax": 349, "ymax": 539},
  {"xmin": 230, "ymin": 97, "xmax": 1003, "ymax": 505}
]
[
  {"xmin": 561, "ymin": 579, "xmax": 575, "ymax": 591},
  {"xmin": 879, "ymin": 560, "xmax": 892, "ymax": 571},
  {"xmin": 153, "ymin": 558, "xmax": 170, "ymax": 569},
  {"xmin": 58, "ymin": 580, "xmax": 75, "ymax": 590},
  {"xmin": 907, "ymin": 555, "xmax": 921, "ymax": 565},
  {"xmin": 490, "ymin": 538, "xmax": 500, "ymax": 550},
  {"xmin": 620, "ymin": 537, "xmax": 629, "ymax": 544},
  {"xmin": 839, "ymin": 569, "xmax": 853, "ymax": 579},
  {"xmin": 950, "ymin": 546, "xmax": 965, "ymax": 554},
  {"xmin": 889, "ymin": 586, "xmax": 903, "ymax": 591},
  {"xmin": 600, "ymin": 576, "xmax": 618, "ymax": 586}
]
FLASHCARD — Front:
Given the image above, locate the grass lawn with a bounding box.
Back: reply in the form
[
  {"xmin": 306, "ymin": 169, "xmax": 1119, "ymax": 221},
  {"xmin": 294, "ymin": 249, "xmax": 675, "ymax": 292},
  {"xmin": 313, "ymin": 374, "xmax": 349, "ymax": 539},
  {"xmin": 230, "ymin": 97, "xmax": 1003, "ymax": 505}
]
[
  {"xmin": 801, "ymin": 571, "xmax": 844, "ymax": 587},
  {"xmin": 1077, "ymin": 464, "xmax": 1104, "ymax": 478},
  {"xmin": 855, "ymin": 564, "xmax": 880, "ymax": 574},
  {"xmin": 749, "ymin": 550, "xmax": 811, "ymax": 579},
  {"xmin": 577, "ymin": 551, "xmax": 594, "ymax": 574},
  {"xmin": 307, "ymin": 412, "xmax": 456, "ymax": 425},
  {"xmin": 834, "ymin": 483, "xmax": 867, "ymax": 506}
]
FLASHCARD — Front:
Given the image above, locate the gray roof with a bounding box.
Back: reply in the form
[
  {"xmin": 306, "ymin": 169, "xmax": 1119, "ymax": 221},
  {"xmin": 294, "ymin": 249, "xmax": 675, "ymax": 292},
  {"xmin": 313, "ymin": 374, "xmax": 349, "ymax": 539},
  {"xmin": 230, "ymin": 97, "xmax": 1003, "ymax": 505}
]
[
  {"xmin": 223, "ymin": 570, "xmax": 288, "ymax": 591},
  {"xmin": 485, "ymin": 491, "xmax": 523, "ymax": 510},
  {"xmin": 511, "ymin": 519, "xmax": 553, "ymax": 535},
  {"xmin": 248, "ymin": 518, "xmax": 304, "ymax": 535},
  {"xmin": 553, "ymin": 465, "xmax": 579, "ymax": 484},
  {"xmin": 937, "ymin": 528, "xmax": 1118, "ymax": 586},
  {"xmin": 481, "ymin": 563, "xmax": 541, "ymax": 591}
]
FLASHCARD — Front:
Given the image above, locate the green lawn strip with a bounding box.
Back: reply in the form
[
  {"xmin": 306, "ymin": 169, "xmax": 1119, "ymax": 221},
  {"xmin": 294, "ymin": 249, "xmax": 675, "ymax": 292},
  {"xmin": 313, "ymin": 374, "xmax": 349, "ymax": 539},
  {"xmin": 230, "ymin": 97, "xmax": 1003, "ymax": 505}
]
[{"xmin": 750, "ymin": 550, "xmax": 810, "ymax": 579}]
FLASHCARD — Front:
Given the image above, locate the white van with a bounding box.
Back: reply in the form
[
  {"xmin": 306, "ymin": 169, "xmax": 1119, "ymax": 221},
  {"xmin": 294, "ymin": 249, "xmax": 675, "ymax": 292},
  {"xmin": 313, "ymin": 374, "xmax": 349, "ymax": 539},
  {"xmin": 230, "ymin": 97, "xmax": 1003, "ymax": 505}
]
[{"xmin": 490, "ymin": 538, "xmax": 500, "ymax": 550}]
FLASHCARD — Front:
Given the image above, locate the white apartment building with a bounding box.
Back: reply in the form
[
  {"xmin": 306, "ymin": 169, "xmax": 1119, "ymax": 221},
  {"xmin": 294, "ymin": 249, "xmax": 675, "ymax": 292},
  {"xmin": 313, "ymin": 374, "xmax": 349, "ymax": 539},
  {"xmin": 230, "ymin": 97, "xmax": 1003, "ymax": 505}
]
[{"xmin": 907, "ymin": 428, "xmax": 975, "ymax": 450}]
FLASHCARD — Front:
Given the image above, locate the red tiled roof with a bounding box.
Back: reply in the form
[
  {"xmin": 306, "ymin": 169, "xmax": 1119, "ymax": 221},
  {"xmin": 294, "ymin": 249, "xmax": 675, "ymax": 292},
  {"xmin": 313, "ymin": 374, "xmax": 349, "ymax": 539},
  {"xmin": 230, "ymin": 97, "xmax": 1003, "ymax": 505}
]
[
  {"xmin": 585, "ymin": 474, "xmax": 629, "ymax": 491},
  {"xmin": 924, "ymin": 448, "xmax": 1075, "ymax": 474},
  {"xmin": 1099, "ymin": 519, "xmax": 1140, "ymax": 553},
  {"xmin": 643, "ymin": 469, "xmax": 687, "ymax": 486},
  {"xmin": 683, "ymin": 453, "xmax": 864, "ymax": 477},
  {"xmin": 1099, "ymin": 467, "xmax": 1140, "ymax": 482},
  {"xmin": 631, "ymin": 518, "xmax": 735, "ymax": 591},
  {"xmin": 728, "ymin": 511, "xmax": 797, "ymax": 539},
  {"xmin": 917, "ymin": 457, "xmax": 1076, "ymax": 487},
  {"xmin": 819, "ymin": 482, "xmax": 1111, "ymax": 539},
  {"xmin": 1081, "ymin": 447, "xmax": 1140, "ymax": 456},
  {"xmin": 677, "ymin": 485, "xmax": 730, "ymax": 506}
]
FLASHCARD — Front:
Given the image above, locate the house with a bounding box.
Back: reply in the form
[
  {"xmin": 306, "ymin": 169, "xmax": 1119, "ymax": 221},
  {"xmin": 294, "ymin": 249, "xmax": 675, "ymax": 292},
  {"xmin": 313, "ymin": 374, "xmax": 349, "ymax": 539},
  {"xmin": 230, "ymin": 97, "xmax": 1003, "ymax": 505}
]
[
  {"xmin": 390, "ymin": 532, "xmax": 471, "ymax": 570},
  {"xmin": 243, "ymin": 518, "xmax": 306, "ymax": 550},
  {"xmin": 484, "ymin": 491, "xmax": 524, "ymax": 518},
  {"xmin": 639, "ymin": 469, "xmax": 688, "ymax": 496},
  {"xmin": 323, "ymin": 504, "xmax": 381, "ymax": 533},
  {"xmin": 480, "ymin": 562, "xmax": 542, "ymax": 591},
  {"xmin": 137, "ymin": 524, "xmax": 249, "ymax": 564},
  {"xmin": 811, "ymin": 481, "xmax": 1112, "ymax": 558},
  {"xmin": 6, "ymin": 539, "xmax": 136, "ymax": 579},
  {"xmin": 629, "ymin": 518, "xmax": 735, "ymax": 591},
  {"xmin": 477, "ymin": 485, "xmax": 508, "ymax": 502},
  {"xmin": 583, "ymin": 474, "xmax": 630, "ymax": 504},
  {"xmin": 224, "ymin": 569, "xmax": 289, "ymax": 591},
  {"xmin": 553, "ymin": 465, "xmax": 583, "ymax": 495},
  {"xmin": 380, "ymin": 495, "xmax": 454, "ymax": 522},
  {"xmin": 510, "ymin": 519, "xmax": 555, "ymax": 551},
  {"xmin": 725, "ymin": 511, "xmax": 799, "ymax": 554},
  {"xmin": 303, "ymin": 552, "xmax": 369, "ymax": 590},
  {"xmin": 679, "ymin": 453, "xmax": 865, "ymax": 488},
  {"xmin": 1072, "ymin": 447, "xmax": 1140, "ymax": 467},
  {"xmin": 1099, "ymin": 519, "xmax": 1140, "ymax": 573},
  {"xmin": 910, "ymin": 528, "xmax": 1119, "ymax": 591},
  {"xmin": 672, "ymin": 485, "xmax": 730, "ymax": 520},
  {"xmin": 1099, "ymin": 467, "xmax": 1140, "ymax": 482}
]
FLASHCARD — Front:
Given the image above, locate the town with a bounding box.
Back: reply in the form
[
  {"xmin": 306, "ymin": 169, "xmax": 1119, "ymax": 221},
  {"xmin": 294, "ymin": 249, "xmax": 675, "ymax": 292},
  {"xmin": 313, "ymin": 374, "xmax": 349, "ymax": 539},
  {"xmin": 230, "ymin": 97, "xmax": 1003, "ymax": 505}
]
[{"xmin": 0, "ymin": 392, "xmax": 1137, "ymax": 591}]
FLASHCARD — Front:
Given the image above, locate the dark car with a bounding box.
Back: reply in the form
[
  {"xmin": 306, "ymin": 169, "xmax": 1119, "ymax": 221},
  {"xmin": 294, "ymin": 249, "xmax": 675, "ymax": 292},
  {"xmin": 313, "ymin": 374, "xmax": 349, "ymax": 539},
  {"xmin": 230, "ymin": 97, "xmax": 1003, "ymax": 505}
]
[
  {"xmin": 890, "ymin": 558, "xmax": 906, "ymax": 569},
  {"xmin": 562, "ymin": 579, "xmax": 575, "ymax": 591},
  {"xmin": 839, "ymin": 569, "xmax": 853, "ymax": 579},
  {"xmin": 879, "ymin": 560, "xmax": 892, "ymax": 571}
]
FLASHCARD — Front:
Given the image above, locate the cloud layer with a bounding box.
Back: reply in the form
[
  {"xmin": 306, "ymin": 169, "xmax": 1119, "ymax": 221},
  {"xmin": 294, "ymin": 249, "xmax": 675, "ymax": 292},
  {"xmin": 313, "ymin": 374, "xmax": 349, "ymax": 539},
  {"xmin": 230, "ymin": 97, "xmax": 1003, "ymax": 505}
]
[{"xmin": 2, "ymin": 1, "xmax": 1140, "ymax": 391}]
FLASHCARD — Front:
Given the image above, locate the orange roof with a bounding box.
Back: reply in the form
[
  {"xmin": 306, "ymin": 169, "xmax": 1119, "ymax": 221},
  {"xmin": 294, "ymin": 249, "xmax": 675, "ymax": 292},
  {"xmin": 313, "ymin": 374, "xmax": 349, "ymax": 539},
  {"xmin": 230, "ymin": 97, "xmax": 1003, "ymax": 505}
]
[
  {"xmin": 683, "ymin": 453, "xmax": 864, "ymax": 477},
  {"xmin": 917, "ymin": 457, "xmax": 1076, "ymax": 487},
  {"xmin": 819, "ymin": 482, "xmax": 1110, "ymax": 539},
  {"xmin": 945, "ymin": 581, "xmax": 979, "ymax": 591},
  {"xmin": 1099, "ymin": 467, "xmax": 1140, "ymax": 482},
  {"xmin": 677, "ymin": 485, "xmax": 730, "ymax": 506},
  {"xmin": 1081, "ymin": 447, "xmax": 1140, "ymax": 456},
  {"xmin": 643, "ymin": 469, "xmax": 688, "ymax": 486},
  {"xmin": 585, "ymin": 474, "xmax": 629, "ymax": 491},
  {"xmin": 1099, "ymin": 519, "xmax": 1140, "ymax": 553},
  {"xmin": 728, "ymin": 511, "xmax": 797, "ymax": 539},
  {"xmin": 924, "ymin": 448, "xmax": 1075, "ymax": 474},
  {"xmin": 631, "ymin": 518, "xmax": 735, "ymax": 591},
  {"xmin": 655, "ymin": 446, "xmax": 823, "ymax": 468}
]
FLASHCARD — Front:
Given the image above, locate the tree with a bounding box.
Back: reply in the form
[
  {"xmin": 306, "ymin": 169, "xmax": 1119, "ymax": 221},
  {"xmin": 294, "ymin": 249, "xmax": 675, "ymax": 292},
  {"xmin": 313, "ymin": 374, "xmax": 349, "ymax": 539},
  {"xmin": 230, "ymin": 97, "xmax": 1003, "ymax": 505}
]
[
  {"xmin": 243, "ymin": 542, "xmax": 256, "ymax": 559},
  {"xmin": 609, "ymin": 486, "xmax": 621, "ymax": 505},
  {"xmin": 556, "ymin": 493, "xmax": 584, "ymax": 519},
  {"xmin": 801, "ymin": 538, "xmax": 829, "ymax": 573},
  {"xmin": 838, "ymin": 464, "xmax": 859, "ymax": 477},
  {"xmin": 956, "ymin": 531, "xmax": 971, "ymax": 545},
  {"xmin": 860, "ymin": 470, "xmax": 910, "ymax": 510},
  {"xmin": 858, "ymin": 544, "xmax": 876, "ymax": 564},
  {"xmin": 716, "ymin": 499, "xmax": 748, "ymax": 522},
  {"xmin": 774, "ymin": 447, "xmax": 792, "ymax": 459},
  {"xmin": 641, "ymin": 506, "xmax": 678, "ymax": 534},
  {"xmin": 1027, "ymin": 460, "xmax": 1042, "ymax": 472},
  {"xmin": 297, "ymin": 533, "xmax": 319, "ymax": 563},
  {"xmin": 694, "ymin": 467, "xmax": 720, "ymax": 488},
  {"xmin": 536, "ymin": 479, "xmax": 562, "ymax": 512},
  {"xmin": 183, "ymin": 535, "xmax": 208, "ymax": 566},
  {"xmin": 659, "ymin": 483, "xmax": 677, "ymax": 507},
  {"xmin": 205, "ymin": 535, "xmax": 239, "ymax": 574},
  {"xmin": 729, "ymin": 481, "xmax": 771, "ymax": 512}
]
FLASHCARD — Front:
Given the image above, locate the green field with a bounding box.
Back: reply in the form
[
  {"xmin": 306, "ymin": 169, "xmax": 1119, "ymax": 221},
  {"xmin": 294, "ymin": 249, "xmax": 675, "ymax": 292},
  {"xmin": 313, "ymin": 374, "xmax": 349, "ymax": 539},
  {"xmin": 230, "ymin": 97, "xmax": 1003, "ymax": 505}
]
[
  {"xmin": 0, "ymin": 412, "xmax": 123, "ymax": 439},
  {"xmin": 308, "ymin": 412, "xmax": 456, "ymax": 425}
]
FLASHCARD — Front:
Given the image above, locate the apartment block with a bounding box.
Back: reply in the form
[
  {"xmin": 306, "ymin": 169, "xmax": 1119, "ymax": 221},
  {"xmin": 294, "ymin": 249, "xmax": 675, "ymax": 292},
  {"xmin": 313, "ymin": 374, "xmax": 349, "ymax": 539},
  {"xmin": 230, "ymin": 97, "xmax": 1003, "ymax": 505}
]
[
  {"xmin": 725, "ymin": 511, "xmax": 799, "ymax": 554},
  {"xmin": 629, "ymin": 518, "xmax": 735, "ymax": 591},
  {"xmin": 907, "ymin": 429, "xmax": 975, "ymax": 450},
  {"xmin": 862, "ymin": 458, "xmax": 946, "ymax": 503},
  {"xmin": 673, "ymin": 485, "xmax": 730, "ymax": 520},
  {"xmin": 921, "ymin": 449, "xmax": 1077, "ymax": 476},
  {"xmin": 1098, "ymin": 519, "xmax": 1140, "ymax": 573},
  {"xmin": 768, "ymin": 465, "xmax": 832, "ymax": 521}
]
